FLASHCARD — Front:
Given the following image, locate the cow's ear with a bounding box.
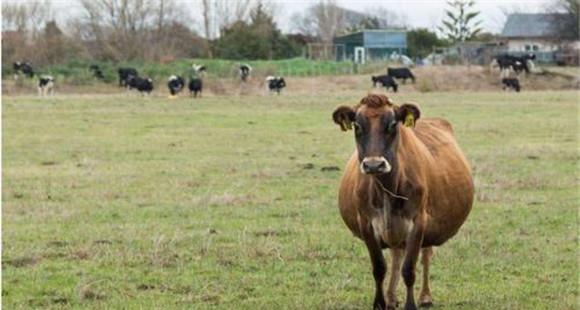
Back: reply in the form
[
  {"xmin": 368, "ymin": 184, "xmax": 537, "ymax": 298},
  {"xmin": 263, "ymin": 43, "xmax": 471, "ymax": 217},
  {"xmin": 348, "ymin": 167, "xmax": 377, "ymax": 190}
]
[
  {"xmin": 332, "ymin": 106, "xmax": 356, "ymax": 131},
  {"xmin": 396, "ymin": 103, "xmax": 421, "ymax": 127}
]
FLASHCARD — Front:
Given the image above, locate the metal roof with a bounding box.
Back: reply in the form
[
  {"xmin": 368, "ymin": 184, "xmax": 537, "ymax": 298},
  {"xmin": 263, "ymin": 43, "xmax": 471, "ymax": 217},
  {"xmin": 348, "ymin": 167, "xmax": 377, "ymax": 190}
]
[
  {"xmin": 334, "ymin": 30, "xmax": 407, "ymax": 48},
  {"xmin": 500, "ymin": 13, "xmax": 564, "ymax": 38}
]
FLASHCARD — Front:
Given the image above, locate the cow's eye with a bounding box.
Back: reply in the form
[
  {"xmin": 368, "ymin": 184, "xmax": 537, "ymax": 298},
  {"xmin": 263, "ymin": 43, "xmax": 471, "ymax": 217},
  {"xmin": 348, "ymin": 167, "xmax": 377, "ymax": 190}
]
[
  {"xmin": 386, "ymin": 120, "xmax": 397, "ymax": 132},
  {"xmin": 353, "ymin": 123, "xmax": 362, "ymax": 135}
]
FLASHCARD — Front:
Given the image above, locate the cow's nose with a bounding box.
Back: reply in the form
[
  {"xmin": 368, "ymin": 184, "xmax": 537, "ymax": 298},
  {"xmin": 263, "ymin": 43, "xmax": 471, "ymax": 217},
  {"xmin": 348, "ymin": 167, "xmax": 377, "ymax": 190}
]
[{"xmin": 361, "ymin": 157, "xmax": 391, "ymax": 174}]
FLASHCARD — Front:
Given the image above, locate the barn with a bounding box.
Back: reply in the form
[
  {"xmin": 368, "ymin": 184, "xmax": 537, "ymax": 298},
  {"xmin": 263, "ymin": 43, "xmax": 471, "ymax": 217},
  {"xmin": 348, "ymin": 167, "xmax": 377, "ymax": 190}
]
[
  {"xmin": 333, "ymin": 29, "xmax": 407, "ymax": 63},
  {"xmin": 500, "ymin": 13, "xmax": 579, "ymax": 63}
]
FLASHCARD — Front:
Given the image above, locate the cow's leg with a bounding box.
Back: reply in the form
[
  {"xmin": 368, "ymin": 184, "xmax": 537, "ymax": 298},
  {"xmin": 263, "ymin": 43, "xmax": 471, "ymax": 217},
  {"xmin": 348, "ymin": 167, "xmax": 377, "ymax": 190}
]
[
  {"xmin": 386, "ymin": 248, "xmax": 404, "ymax": 309},
  {"xmin": 364, "ymin": 232, "xmax": 387, "ymax": 310},
  {"xmin": 402, "ymin": 214, "xmax": 426, "ymax": 310},
  {"xmin": 419, "ymin": 247, "xmax": 434, "ymax": 307}
]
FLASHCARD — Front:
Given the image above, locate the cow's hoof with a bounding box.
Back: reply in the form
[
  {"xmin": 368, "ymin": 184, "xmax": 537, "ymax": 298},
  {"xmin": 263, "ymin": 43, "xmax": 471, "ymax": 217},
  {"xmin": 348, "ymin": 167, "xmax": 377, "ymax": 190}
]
[
  {"xmin": 404, "ymin": 302, "xmax": 417, "ymax": 310},
  {"xmin": 373, "ymin": 299, "xmax": 386, "ymax": 310},
  {"xmin": 419, "ymin": 301, "xmax": 433, "ymax": 308}
]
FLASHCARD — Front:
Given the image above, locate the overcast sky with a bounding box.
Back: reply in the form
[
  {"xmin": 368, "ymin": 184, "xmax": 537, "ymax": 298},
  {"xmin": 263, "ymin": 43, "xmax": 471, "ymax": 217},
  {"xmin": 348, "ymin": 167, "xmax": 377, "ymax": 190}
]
[
  {"xmin": 276, "ymin": 0, "xmax": 551, "ymax": 33},
  {"xmin": 7, "ymin": 0, "xmax": 552, "ymax": 34}
]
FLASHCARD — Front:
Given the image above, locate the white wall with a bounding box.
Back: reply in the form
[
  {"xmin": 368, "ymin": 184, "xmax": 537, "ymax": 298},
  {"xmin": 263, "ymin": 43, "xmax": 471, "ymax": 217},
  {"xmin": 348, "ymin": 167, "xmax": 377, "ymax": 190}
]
[{"xmin": 507, "ymin": 39, "xmax": 559, "ymax": 53}]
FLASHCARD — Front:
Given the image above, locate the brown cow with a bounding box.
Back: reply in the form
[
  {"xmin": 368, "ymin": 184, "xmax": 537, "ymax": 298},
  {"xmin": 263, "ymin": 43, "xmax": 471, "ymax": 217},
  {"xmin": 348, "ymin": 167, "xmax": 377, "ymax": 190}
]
[{"xmin": 332, "ymin": 94, "xmax": 474, "ymax": 310}]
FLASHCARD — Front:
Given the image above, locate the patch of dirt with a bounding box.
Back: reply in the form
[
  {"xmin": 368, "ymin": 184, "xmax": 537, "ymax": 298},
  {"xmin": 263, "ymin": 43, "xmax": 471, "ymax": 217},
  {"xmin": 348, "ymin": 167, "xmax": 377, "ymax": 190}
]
[
  {"xmin": 3, "ymin": 256, "xmax": 39, "ymax": 268},
  {"xmin": 320, "ymin": 166, "xmax": 340, "ymax": 172},
  {"xmin": 301, "ymin": 163, "xmax": 314, "ymax": 170}
]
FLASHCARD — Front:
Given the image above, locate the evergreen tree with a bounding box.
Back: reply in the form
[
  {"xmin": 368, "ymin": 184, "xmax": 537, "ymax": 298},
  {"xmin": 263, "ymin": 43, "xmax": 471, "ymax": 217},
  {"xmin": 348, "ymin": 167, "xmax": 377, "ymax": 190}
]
[{"xmin": 439, "ymin": 0, "xmax": 482, "ymax": 43}]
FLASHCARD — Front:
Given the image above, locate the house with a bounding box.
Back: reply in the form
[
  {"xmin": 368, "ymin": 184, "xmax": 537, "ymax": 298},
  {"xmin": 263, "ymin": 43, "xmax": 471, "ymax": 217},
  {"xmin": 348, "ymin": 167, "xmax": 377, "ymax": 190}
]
[
  {"xmin": 333, "ymin": 29, "xmax": 407, "ymax": 63},
  {"xmin": 500, "ymin": 13, "xmax": 578, "ymax": 63}
]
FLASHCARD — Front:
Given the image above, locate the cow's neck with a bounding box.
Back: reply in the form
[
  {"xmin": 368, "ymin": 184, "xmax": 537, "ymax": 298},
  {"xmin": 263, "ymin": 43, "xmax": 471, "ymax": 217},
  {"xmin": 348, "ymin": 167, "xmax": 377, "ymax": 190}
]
[{"xmin": 373, "ymin": 167, "xmax": 403, "ymax": 205}]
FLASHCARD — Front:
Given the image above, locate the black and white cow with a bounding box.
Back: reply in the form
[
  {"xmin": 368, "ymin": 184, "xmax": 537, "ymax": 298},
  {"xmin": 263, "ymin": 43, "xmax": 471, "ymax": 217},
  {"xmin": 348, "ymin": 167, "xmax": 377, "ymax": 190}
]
[
  {"xmin": 38, "ymin": 75, "xmax": 54, "ymax": 96},
  {"xmin": 126, "ymin": 76, "xmax": 154, "ymax": 94},
  {"xmin": 13, "ymin": 61, "xmax": 34, "ymax": 79},
  {"xmin": 239, "ymin": 64, "xmax": 252, "ymax": 82},
  {"xmin": 502, "ymin": 78, "xmax": 521, "ymax": 92},
  {"xmin": 492, "ymin": 53, "xmax": 535, "ymax": 75},
  {"xmin": 90, "ymin": 64, "xmax": 105, "ymax": 80},
  {"xmin": 188, "ymin": 78, "xmax": 203, "ymax": 98},
  {"xmin": 118, "ymin": 67, "xmax": 138, "ymax": 87},
  {"xmin": 266, "ymin": 76, "xmax": 286, "ymax": 95},
  {"xmin": 167, "ymin": 75, "xmax": 185, "ymax": 97},
  {"xmin": 387, "ymin": 67, "xmax": 415, "ymax": 84},
  {"xmin": 192, "ymin": 64, "xmax": 207, "ymax": 76},
  {"xmin": 371, "ymin": 75, "xmax": 398, "ymax": 92}
]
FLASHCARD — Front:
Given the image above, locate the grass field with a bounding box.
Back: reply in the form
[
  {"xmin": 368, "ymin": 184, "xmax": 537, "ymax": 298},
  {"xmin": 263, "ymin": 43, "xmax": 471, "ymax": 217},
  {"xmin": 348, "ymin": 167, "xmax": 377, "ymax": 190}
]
[{"xmin": 2, "ymin": 89, "xmax": 578, "ymax": 309}]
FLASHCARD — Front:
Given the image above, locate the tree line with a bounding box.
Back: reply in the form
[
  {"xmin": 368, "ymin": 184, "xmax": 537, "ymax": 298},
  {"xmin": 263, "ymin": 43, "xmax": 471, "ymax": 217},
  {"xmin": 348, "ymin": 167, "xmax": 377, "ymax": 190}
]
[{"xmin": 2, "ymin": 0, "xmax": 577, "ymax": 67}]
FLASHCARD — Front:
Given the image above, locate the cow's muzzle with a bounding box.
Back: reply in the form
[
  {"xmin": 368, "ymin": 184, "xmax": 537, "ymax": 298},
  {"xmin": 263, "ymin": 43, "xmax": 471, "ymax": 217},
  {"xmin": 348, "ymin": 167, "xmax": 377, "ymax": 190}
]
[{"xmin": 360, "ymin": 157, "xmax": 391, "ymax": 174}]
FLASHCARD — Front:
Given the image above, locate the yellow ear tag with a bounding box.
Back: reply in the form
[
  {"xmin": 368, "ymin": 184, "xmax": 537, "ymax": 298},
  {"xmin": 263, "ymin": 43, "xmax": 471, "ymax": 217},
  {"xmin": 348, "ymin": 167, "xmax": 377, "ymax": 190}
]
[{"xmin": 404, "ymin": 112, "xmax": 415, "ymax": 127}]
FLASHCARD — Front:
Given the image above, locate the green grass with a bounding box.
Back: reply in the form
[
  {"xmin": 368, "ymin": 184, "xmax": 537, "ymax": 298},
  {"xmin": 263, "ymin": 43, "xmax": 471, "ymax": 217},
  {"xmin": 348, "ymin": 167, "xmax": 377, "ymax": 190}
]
[{"xmin": 2, "ymin": 90, "xmax": 578, "ymax": 309}]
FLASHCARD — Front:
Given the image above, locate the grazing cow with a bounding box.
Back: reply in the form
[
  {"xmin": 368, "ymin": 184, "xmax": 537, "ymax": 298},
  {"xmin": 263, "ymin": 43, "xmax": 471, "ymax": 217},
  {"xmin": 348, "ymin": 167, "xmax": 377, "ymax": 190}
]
[
  {"xmin": 387, "ymin": 67, "xmax": 415, "ymax": 84},
  {"xmin": 239, "ymin": 64, "xmax": 252, "ymax": 82},
  {"xmin": 89, "ymin": 65, "xmax": 105, "ymax": 80},
  {"xmin": 13, "ymin": 61, "xmax": 34, "ymax": 79},
  {"xmin": 502, "ymin": 78, "xmax": 521, "ymax": 92},
  {"xmin": 167, "ymin": 75, "xmax": 185, "ymax": 97},
  {"xmin": 492, "ymin": 53, "xmax": 535, "ymax": 75},
  {"xmin": 118, "ymin": 67, "xmax": 138, "ymax": 87},
  {"xmin": 192, "ymin": 64, "xmax": 207, "ymax": 76},
  {"xmin": 38, "ymin": 75, "xmax": 54, "ymax": 96},
  {"xmin": 126, "ymin": 76, "xmax": 153, "ymax": 94},
  {"xmin": 266, "ymin": 76, "xmax": 286, "ymax": 94},
  {"xmin": 372, "ymin": 75, "xmax": 398, "ymax": 93},
  {"xmin": 332, "ymin": 94, "xmax": 473, "ymax": 310},
  {"xmin": 188, "ymin": 78, "xmax": 203, "ymax": 98}
]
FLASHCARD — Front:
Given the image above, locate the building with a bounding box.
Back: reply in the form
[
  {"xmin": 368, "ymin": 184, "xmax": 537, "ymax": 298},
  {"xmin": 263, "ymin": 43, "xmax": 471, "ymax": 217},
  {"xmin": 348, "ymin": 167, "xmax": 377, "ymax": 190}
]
[
  {"xmin": 333, "ymin": 29, "xmax": 407, "ymax": 63},
  {"xmin": 499, "ymin": 13, "xmax": 577, "ymax": 63}
]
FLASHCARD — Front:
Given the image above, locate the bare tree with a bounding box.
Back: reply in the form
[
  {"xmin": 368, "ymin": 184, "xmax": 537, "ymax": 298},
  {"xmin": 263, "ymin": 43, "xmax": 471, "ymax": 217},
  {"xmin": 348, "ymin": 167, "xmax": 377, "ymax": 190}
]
[
  {"xmin": 363, "ymin": 6, "xmax": 408, "ymax": 29},
  {"xmin": 2, "ymin": 0, "xmax": 52, "ymax": 38},
  {"xmin": 2, "ymin": 1, "xmax": 54, "ymax": 65},
  {"xmin": 72, "ymin": 0, "xmax": 201, "ymax": 61},
  {"xmin": 290, "ymin": 0, "xmax": 345, "ymax": 43}
]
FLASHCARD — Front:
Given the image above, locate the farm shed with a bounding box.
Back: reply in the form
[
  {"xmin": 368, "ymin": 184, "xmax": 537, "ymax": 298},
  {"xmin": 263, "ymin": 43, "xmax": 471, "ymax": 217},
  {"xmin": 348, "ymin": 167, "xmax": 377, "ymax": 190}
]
[{"xmin": 333, "ymin": 29, "xmax": 407, "ymax": 63}]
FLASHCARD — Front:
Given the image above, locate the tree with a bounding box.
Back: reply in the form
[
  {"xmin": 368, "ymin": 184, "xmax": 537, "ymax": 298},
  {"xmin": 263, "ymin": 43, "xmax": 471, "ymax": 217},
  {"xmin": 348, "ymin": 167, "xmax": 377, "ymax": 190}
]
[
  {"xmin": 407, "ymin": 28, "xmax": 448, "ymax": 59},
  {"xmin": 37, "ymin": 21, "xmax": 84, "ymax": 65},
  {"xmin": 439, "ymin": 0, "xmax": 482, "ymax": 43},
  {"xmin": 73, "ymin": 0, "xmax": 203, "ymax": 61},
  {"xmin": 548, "ymin": 0, "xmax": 579, "ymax": 41},
  {"xmin": 200, "ymin": 0, "xmax": 256, "ymax": 57},
  {"xmin": 363, "ymin": 6, "xmax": 408, "ymax": 29},
  {"xmin": 290, "ymin": 0, "xmax": 346, "ymax": 43},
  {"xmin": 215, "ymin": 3, "xmax": 300, "ymax": 59},
  {"xmin": 346, "ymin": 16, "xmax": 380, "ymax": 33}
]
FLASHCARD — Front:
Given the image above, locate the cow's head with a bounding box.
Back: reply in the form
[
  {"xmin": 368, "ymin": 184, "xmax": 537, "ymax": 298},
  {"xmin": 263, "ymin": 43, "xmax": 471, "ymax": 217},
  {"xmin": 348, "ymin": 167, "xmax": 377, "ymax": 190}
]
[{"xmin": 332, "ymin": 94, "xmax": 420, "ymax": 175}]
